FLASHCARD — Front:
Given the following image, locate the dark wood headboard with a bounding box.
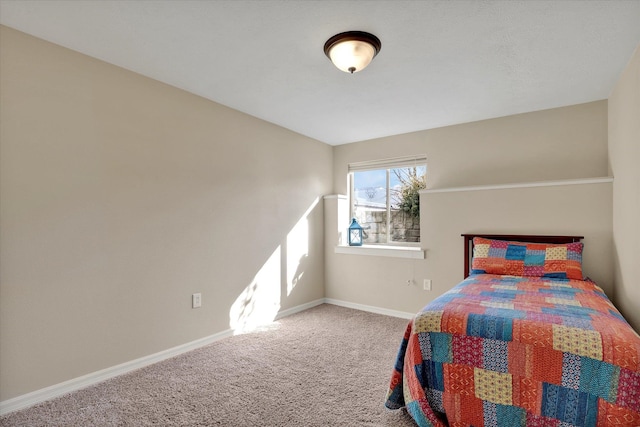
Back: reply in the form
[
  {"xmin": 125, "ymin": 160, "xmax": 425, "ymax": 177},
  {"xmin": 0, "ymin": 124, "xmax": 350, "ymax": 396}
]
[{"xmin": 461, "ymin": 234, "xmax": 584, "ymax": 278}]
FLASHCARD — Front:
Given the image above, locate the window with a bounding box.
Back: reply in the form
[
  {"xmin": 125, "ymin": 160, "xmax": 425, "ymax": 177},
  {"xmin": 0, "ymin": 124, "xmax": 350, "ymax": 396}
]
[{"xmin": 349, "ymin": 156, "xmax": 427, "ymax": 245}]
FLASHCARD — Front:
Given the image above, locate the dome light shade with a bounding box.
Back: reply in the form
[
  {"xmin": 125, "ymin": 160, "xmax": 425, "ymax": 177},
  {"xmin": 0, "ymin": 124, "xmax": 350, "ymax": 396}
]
[{"xmin": 324, "ymin": 31, "xmax": 381, "ymax": 74}]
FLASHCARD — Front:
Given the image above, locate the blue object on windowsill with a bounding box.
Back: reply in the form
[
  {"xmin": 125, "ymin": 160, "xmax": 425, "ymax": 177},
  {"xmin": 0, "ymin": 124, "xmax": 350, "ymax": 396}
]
[{"xmin": 348, "ymin": 218, "xmax": 363, "ymax": 246}]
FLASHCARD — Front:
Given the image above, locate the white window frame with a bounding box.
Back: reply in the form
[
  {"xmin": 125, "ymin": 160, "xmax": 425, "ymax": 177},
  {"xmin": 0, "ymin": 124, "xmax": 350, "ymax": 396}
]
[{"xmin": 348, "ymin": 155, "xmax": 427, "ymax": 248}]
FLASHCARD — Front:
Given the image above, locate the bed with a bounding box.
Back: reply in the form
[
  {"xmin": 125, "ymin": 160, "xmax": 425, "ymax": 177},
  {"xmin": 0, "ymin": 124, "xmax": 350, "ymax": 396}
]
[{"xmin": 385, "ymin": 234, "xmax": 640, "ymax": 427}]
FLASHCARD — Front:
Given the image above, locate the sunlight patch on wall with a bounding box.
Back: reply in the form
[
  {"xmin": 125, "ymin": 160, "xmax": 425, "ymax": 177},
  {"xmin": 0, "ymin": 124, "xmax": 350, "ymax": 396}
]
[
  {"xmin": 229, "ymin": 197, "xmax": 320, "ymax": 333},
  {"xmin": 229, "ymin": 247, "xmax": 281, "ymax": 334},
  {"xmin": 286, "ymin": 216, "xmax": 308, "ymax": 296},
  {"xmin": 286, "ymin": 197, "xmax": 319, "ymax": 296}
]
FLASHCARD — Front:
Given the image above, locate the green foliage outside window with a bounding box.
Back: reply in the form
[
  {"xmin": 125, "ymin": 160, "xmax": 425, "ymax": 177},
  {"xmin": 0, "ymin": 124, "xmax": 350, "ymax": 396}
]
[{"xmin": 392, "ymin": 167, "xmax": 426, "ymax": 218}]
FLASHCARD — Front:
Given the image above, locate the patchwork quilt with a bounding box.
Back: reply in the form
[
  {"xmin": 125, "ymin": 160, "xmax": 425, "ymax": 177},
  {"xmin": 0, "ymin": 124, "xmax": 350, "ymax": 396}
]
[{"xmin": 385, "ymin": 274, "xmax": 640, "ymax": 427}]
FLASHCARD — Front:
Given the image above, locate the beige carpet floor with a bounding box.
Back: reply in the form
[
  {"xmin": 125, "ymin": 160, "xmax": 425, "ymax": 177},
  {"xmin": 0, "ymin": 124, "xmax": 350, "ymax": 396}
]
[{"xmin": 0, "ymin": 304, "xmax": 417, "ymax": 426}]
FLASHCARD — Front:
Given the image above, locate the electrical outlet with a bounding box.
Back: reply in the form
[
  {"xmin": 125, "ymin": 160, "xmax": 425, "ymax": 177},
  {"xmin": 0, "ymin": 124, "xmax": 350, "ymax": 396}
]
[
  {"xmin": 192, "ymin": 293, "xmax": 202, "ymax": 308},
  {"xmin": 423, "ymin": 279, "xmax": 432, "ymax": 291}
]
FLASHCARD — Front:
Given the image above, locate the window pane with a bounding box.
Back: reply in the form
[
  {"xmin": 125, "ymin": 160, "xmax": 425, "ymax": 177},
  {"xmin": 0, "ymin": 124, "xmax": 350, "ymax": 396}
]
[
  {"xmin": 351, "ymin": 164, "xmax": 426, "ymax": 245},
  {"xmin": 353, "ymin": 169, "xmax": 387, "ymax": 243},
  {"xmin": 389, "ymin": 166, "xmax": 426, "ymax": 243}
]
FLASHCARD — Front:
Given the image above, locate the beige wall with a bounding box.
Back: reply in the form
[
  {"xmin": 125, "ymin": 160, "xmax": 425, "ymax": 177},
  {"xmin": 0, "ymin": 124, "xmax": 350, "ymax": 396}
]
[
  {"xmin": 609, "ymin": 44, "xmax": 640, "ymax": 332},
  {"xmin": 421, "ymin": 181, "xmax": 613, "ymax": 299},
  {"xmin": 333, "ymin": 100, "xmax": 608, "ymax": 194},
  {"xmin": 328, "ymin": 101, "xmax": 610, "ymax": 313},
  {"xmin": 0, "ymin": 26, "xmax": 332, "ymax": 400}
]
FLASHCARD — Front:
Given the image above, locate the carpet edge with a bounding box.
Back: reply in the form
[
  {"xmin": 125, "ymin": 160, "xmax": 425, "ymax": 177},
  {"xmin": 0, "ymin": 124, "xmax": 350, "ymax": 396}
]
[{"xmin": 324, "ymin": 298, "xmax": 415, "ymax": 320}]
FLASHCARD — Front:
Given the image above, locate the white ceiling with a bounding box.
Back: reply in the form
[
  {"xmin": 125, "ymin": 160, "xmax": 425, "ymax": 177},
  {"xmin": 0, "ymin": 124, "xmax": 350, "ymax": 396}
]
[{"xmin": 1, "ymin": 1, "xmax": 640, "ymax": 145}]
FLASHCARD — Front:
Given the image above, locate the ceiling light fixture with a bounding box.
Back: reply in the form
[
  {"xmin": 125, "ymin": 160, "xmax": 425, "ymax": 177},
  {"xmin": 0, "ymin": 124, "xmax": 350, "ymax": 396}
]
[{"xmin": 323, "ymin": 31, "xmax": 381, "ymax": 74}]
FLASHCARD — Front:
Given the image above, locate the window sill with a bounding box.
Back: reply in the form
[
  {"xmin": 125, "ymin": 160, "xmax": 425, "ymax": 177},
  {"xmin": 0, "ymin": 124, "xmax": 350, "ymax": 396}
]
[{"xmin": 334, "ymin": 245, "xmax": 425, "ymax": 259}]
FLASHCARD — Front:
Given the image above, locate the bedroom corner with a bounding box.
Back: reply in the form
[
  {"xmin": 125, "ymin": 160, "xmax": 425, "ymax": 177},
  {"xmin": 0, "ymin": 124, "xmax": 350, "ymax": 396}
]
[{"xmin": 229, "ymin": 197, "xmax": 324, "ymax": 334}]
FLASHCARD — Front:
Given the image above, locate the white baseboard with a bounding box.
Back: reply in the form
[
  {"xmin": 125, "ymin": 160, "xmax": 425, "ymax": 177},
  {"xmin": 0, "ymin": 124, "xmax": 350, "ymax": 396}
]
[
  {"xmin": 274, "ymin": 298, "xmax": 325, "ymax": 320},
  {"xmin": 0, "ymin": 327, "xmax": 236, "ymax": 416},
  {"xmin": 0, "ymin": 299, "xmax": 325, "ymax": 416},
  {"xmin": 324, "ymin": 298, "xmax": 415, "ymax": 319},
  {"xmin": 0, "ymin": 297, "xmax": 409, "ymax": 415}
]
